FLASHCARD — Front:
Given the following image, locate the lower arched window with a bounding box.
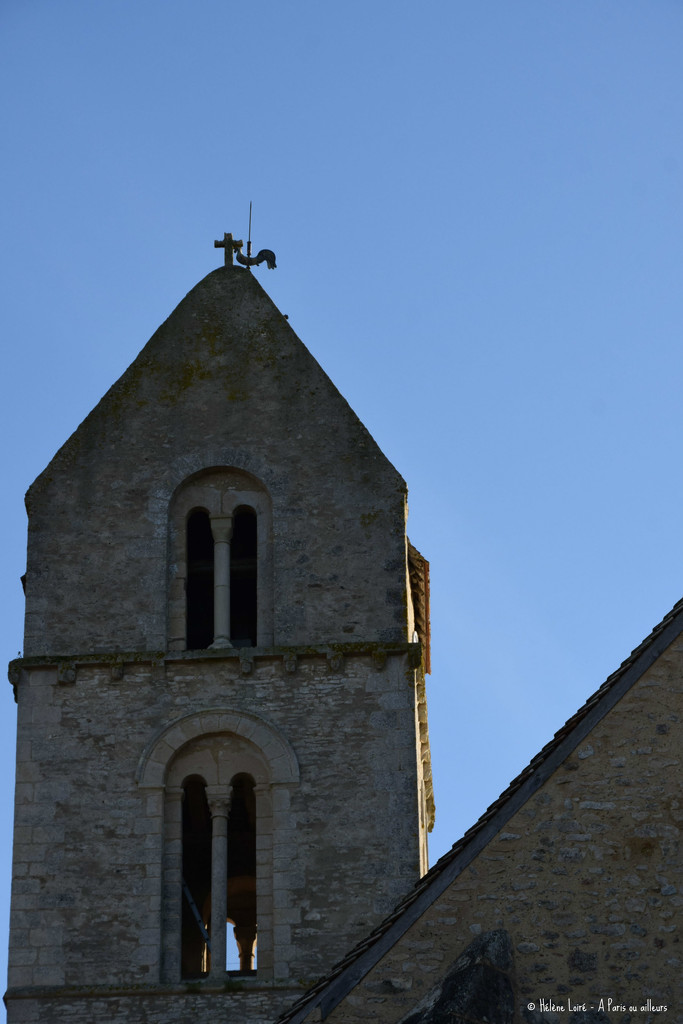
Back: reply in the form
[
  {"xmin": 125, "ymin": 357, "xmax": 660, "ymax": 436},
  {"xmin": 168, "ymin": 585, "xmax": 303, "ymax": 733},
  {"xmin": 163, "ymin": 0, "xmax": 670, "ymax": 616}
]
[
  {"xmin": 180, "ymin": 772, "xmax": 257, "ymax": 977},
  {"xmin": 145, "ymin": 710, "xmax": 300, "ymax": 982},
  {"xmin": 181, "ymin": 776, "xmax": 212, "ymax": 978},
  {"xmin": 227, "ymin": 774, "xmax": 257, "ymax": 970}
]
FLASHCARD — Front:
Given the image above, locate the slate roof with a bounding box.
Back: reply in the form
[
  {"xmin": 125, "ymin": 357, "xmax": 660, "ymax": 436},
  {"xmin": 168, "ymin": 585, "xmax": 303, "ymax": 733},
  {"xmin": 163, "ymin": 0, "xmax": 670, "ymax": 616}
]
[{"xmin": 277, "ymin": 595, "xmax": 683, "ymax": 1024}]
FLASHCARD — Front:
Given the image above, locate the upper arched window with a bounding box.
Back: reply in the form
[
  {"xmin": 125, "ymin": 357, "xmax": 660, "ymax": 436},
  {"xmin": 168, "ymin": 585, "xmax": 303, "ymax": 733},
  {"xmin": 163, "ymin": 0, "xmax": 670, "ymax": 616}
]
[
  {"xmin": 167, "ymin": 468, "xmax": 273, "ymax": 651},
  {"xmin": 186, "ymin": 511, "xmax": 214, "ymax": 651},
  {"xmin": 230, "ymin": 507, "xmax": 257, "ymax": 647}
]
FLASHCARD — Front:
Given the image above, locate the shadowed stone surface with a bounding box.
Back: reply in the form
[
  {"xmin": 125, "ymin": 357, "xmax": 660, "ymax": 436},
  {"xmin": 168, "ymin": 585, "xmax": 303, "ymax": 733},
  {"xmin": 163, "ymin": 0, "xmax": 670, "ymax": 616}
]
[
  {"xmin": 399, "ymin": 930, "xmax": 514, "ymax": 1024},
  {"xmin": 524, "ymin": 1012, "xmax": 612, "ymax": 1024}
]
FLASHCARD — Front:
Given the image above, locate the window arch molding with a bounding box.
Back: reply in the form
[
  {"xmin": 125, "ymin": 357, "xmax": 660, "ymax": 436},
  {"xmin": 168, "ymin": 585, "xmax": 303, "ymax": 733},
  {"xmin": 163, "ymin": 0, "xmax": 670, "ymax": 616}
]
[
  {"xmin": 167, "ymin": 466, "xmax": 274, "ymax": 651},
  {"xmin": 135, "ymin": 706, "xmax": 299, "ymax": 790},
  {"xmin": 136, "ymin": 707, "xmax": 299, "ymax": 983}
]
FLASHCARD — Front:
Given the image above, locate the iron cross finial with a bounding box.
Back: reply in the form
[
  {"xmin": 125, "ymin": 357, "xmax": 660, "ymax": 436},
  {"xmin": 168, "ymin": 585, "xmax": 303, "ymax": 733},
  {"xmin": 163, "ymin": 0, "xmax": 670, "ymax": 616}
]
[
  {"xmin": 214, "ymin": 233, "xmax": 243, "ymax": 267},
  {"xmin": 213, "ymin": 232, "xmax": 277, "ymax": 271}
]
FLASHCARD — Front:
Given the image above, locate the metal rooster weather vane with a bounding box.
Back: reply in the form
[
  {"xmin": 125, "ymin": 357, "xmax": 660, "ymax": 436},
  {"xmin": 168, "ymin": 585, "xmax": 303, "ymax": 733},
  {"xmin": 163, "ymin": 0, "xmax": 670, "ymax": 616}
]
[{"xmin": 214, "ymin": 202, "xmax": 277, "ymax": 270}]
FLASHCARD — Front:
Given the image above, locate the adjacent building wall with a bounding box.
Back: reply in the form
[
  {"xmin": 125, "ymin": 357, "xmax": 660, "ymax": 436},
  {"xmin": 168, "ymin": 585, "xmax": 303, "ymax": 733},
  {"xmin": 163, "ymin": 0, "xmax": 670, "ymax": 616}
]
[{"xmin": 316, "ymin": 637, "xmax": 682, "ymax": 1023}]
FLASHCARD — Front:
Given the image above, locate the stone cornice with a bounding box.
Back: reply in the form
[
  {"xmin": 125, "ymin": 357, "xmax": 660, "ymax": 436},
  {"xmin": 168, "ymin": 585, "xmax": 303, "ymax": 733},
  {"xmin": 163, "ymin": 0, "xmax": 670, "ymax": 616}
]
[
  {"xmin": 9, "ymin": 640, "xmax": 421, "ymax": 674},
  {"xmin": 7, "ymin": 642, "xmax": 425, "ymax": 700}
]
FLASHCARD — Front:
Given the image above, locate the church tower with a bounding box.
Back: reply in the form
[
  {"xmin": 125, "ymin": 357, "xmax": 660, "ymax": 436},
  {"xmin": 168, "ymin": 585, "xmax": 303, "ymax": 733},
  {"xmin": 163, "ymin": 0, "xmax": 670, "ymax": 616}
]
[{"xmin": 6, "ymin": 243, "xmax": 433, "ymax": 1024}]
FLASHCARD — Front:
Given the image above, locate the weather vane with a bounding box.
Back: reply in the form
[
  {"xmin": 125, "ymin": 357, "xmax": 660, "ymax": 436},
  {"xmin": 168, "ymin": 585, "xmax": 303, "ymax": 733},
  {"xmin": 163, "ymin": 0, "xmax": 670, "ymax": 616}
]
[{"xmin": 214, "ymin": 203, "xmax": 276, "ymax": 270}]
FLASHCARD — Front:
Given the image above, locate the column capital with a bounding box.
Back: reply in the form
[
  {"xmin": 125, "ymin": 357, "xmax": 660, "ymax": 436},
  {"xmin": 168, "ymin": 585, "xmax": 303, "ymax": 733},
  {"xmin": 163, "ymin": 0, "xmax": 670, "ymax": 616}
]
[
  {"xmin": 210, "ymin": 514, "xmax": 233, "ymax": 544},
  {"xmin": 206, "ymin": 785, "xmax": 232, "ymax": 819}
]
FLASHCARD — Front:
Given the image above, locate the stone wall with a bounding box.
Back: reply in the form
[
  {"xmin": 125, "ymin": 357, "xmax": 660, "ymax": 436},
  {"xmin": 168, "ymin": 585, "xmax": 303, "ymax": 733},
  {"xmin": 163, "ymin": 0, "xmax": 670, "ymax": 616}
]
[
  {"xmin": 4, "ymin": 985, "xmax": 299, "ymax": 1024},
  {"xmin": 315, "ymin": 636, "xmax": 682, "ymax": 1024},
  {"xmin": 7, "ymin": 647, "xmax": 428, "ymax": 1023}
]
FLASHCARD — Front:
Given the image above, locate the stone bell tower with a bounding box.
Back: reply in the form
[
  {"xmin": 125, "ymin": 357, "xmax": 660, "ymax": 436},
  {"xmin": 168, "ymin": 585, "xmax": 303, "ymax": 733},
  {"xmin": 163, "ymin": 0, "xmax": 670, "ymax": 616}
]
[{"xmin": 6, "ymin": 237, "xmax": 433, "ymax": 1024}]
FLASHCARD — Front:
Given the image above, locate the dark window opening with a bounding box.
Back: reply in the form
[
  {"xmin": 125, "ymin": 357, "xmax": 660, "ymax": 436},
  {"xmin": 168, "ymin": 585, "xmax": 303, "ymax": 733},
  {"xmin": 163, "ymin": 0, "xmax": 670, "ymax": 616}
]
[
  {"xmin": 180, "ymin": 773, "xmax": 257, "ymax": 978},
  {"xmin": 181, "ymin": 776, "xmax": 212, "ymax": 979},
  {"xmin": 230, "ymin": 507, "xmax": 258, "ymax": 647},
  {"xmin": 228, "ymin": 774, "xmax": 257, "ymax": 971},
  {"xmin": 187, "ymin": 510, "xmax": 214, "ymax": 649}
]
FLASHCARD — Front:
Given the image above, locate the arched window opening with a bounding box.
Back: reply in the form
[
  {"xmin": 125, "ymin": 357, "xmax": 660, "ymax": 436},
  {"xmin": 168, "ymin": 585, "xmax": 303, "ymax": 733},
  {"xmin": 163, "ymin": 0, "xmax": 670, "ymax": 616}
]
[
  {"xmin": 181, "ymin": 776, "xmax": 212, "ymax": 978},
  {"xmin": 158, "ymin": 713, "xmax": 298, "ymax": 981},
  {"xmin": 168, "ymin": 469, "xmax": 274, "ymax": 651},
  {"xmin": 179, "ymin": 773, "xmax": 257, "ymax": 979},
  {"xmin": 228, "ymin": 773, "xmax": 257, "ymax": 971},
  {"xmin": 186, "ymin": 510, "xmax": 214, "ymax": 649},
  {"xmin": 230, "ymin": 507, "xmax": 258, "ymax": 647}
]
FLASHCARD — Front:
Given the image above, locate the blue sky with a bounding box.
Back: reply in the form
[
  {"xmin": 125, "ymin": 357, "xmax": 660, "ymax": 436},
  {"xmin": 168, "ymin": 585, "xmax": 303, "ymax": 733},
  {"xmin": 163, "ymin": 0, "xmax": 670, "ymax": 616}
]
[{"xmin": 1, "ymin": 0, "xmax": 683, "ymax": 1006}]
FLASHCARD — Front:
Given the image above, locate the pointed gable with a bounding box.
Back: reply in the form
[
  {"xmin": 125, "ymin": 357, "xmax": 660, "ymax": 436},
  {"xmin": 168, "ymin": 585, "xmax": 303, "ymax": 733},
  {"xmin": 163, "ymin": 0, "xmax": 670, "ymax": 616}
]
[{"xmin": 23, "ymin": 267, "xmax": 408, "ymax": 655}]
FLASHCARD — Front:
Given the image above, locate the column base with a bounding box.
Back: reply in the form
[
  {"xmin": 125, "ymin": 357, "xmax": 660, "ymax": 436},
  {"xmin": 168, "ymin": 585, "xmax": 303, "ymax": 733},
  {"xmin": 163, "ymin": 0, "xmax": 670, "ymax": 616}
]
[{"xmin": 209, "ymin": 637, "xmax": 233, "ymax": 649}]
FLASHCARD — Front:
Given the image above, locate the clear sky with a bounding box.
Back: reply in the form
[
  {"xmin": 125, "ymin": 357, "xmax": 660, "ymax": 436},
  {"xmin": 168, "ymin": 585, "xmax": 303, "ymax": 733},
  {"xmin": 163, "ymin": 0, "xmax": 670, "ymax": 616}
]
[{"xmin": 1, "ymin": 0, "xmax": 682, "ymax": 1008}]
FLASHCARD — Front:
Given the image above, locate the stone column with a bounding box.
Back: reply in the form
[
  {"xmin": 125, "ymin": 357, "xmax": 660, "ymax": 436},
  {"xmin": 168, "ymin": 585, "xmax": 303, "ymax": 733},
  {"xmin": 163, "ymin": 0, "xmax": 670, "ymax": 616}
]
[
  {"xmin": 253, "ymin": 781, "xmax": 273, "ymax": 975},
  {"xmin": 207, "ymin": 788, "xmax": 232, "ymax": 979},
  {"xmin": 163, "ymin": 787, "xmax": 185, "ymax": 982},
  {"xmin": 234, "ymin": 922, "xmax": 257, "ymax": 971},
  {"xmin": 210, "ymin": 515, "xmax": 233, "ymax": 648}
]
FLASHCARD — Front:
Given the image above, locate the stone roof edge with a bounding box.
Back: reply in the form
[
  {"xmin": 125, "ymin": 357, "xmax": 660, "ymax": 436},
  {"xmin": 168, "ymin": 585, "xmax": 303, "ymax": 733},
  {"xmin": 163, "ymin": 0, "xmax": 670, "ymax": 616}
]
[
  {"xmin": 278, "ymin": 596, "xmax": 683, "ymax": 1024},
  {"xmin": 240, "ymin": 269, "xmax": 407, "ymax": 492}
]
